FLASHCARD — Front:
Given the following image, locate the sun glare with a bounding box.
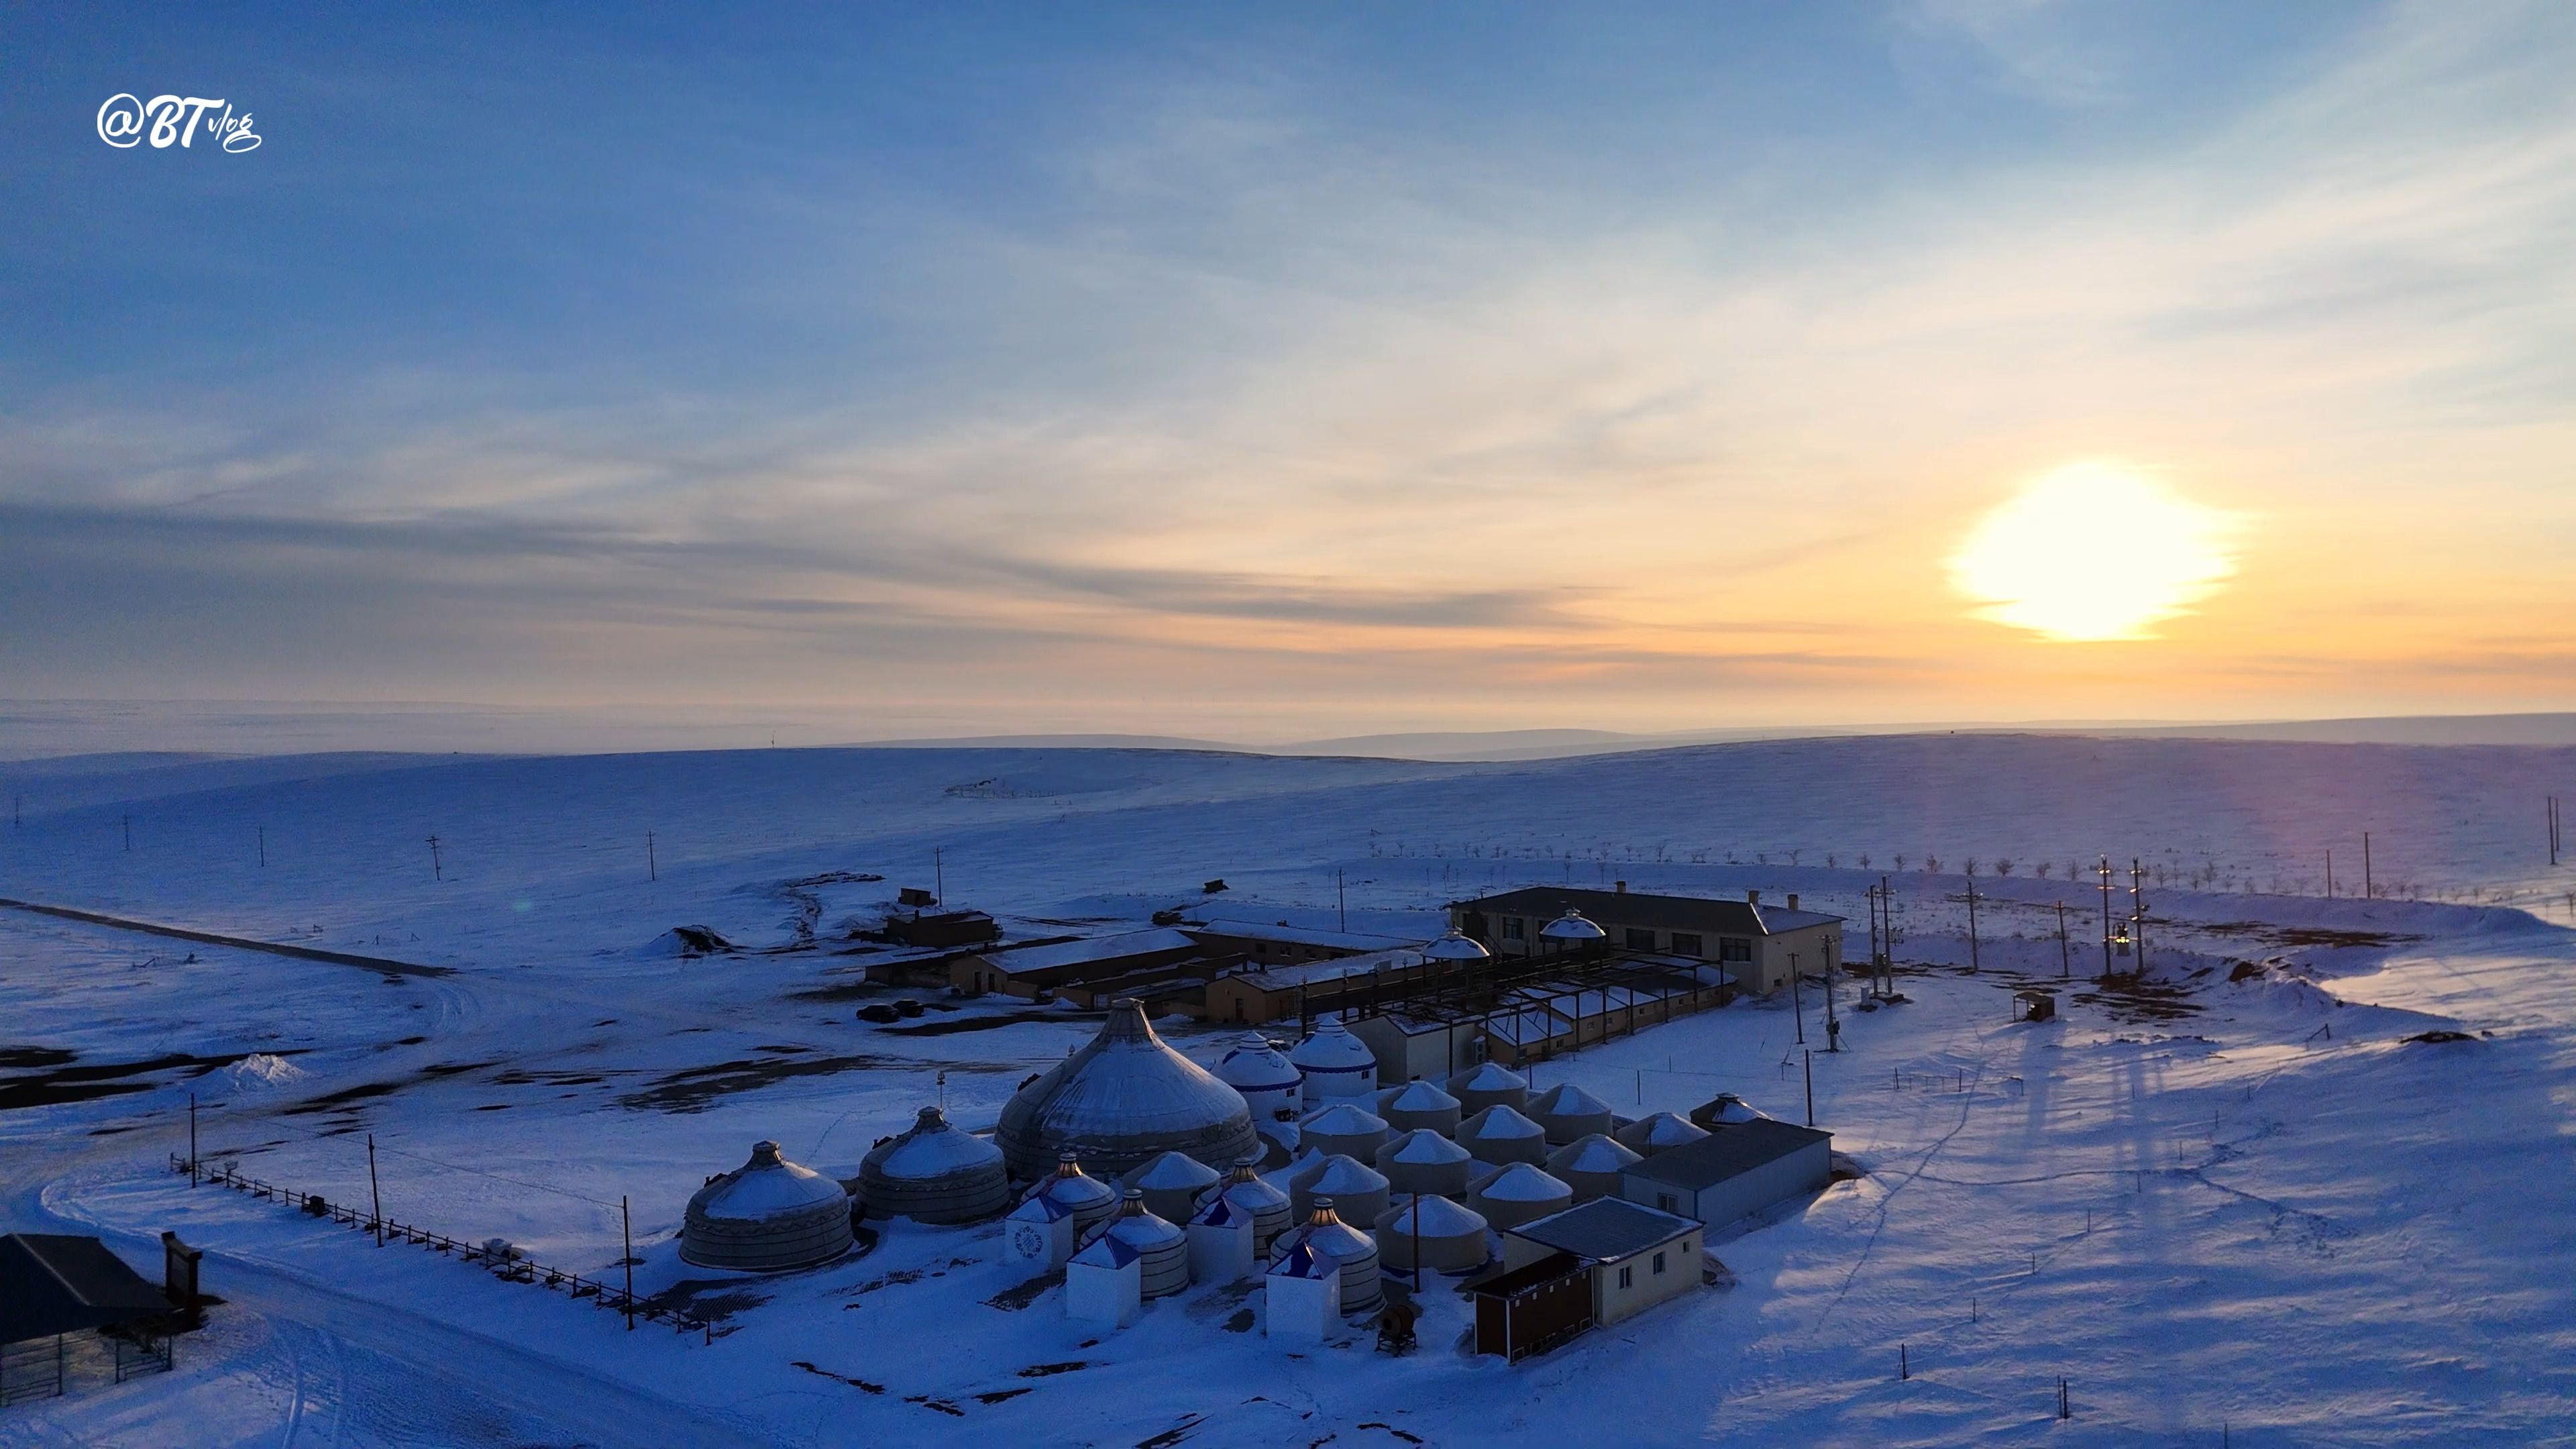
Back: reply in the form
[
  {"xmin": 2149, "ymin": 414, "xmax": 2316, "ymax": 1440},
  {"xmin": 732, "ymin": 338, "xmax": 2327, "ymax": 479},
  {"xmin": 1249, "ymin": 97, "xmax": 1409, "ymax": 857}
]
[{"xmin": 1948, "ymin": 463, "xmax": 2241, "ymax": 641}]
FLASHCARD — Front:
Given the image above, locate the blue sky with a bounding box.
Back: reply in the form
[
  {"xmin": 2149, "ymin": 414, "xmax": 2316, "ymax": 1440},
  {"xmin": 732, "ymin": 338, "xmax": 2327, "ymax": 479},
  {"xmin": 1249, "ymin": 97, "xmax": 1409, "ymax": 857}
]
[{"xmin": 4, "ymin": 3, "xmax": 2569, "ymax": 739}]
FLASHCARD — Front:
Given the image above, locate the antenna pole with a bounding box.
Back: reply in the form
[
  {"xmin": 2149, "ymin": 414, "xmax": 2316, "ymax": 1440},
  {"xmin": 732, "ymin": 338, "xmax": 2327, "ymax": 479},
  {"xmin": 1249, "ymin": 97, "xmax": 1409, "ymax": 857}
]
[
  {"xmin": 2363, "ymin": 832, "xmax": 2372, "ymax": 900},
  {"xmin": 623, "ymin": 1196, "xmax": 635, "ymax": 1330},
  {"xmin": 2098, "ymin": 857, "xmax": 2112, "ymax": 981},
  {"xmin": 2056, "ymin": 902, "xmax": 2069, "ymax": 980},
  {"xmin": 1338, "ymin": 868, "xmax": 1346, "ymax": 932},
  {"xmin": 427, "ymin": 835, "xmax": 443, "ymax": 881},
  {"xmin": 647, "ymin": 830, "xmax": 657, "ymax": 883},
  {"xmin": 367, "ymin": 1134, "xmax": 384, "ymax": 1246},
  {"xmin": 123, "ymin": 814, "xmax": 132, "ymax": 852},
  {"xmin": 934, "ymin": 847, "xmax": 944, "ymax": 904},
  {"xmin": 188, "ymin": 1092, "xmax": 198, "ymax": 1185},
  {"xmin": 1965, "ymin": 877, "xmax": 1980, "ymax": 975},
  {"xmin": 1803, "ymin": 1049, "xmax": 1815, "ymax": 1127},
  {"xmin": 257, "ymin": 826, "xmax": 265, "ymax": 868},
  {"xmin": 1791, "ymin": 952, "xmax": 1804, "ymax": 1044}
]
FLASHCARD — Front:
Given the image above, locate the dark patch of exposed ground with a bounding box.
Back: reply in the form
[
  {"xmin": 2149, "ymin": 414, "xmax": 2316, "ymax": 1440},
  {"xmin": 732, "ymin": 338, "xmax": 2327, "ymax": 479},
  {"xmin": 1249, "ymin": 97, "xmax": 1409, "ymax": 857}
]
[
  {"xmin": 623, "ymin": 1053, "xmax": 1020, "ymax": 1113},
  {"xmin": 2195, "ymin": 922, "xmax": 2421, "ymax": 949}
]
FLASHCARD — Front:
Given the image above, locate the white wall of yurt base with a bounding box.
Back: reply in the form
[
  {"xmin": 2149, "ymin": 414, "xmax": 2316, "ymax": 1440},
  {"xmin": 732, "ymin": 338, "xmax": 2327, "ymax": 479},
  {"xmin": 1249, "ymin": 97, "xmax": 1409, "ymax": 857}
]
[
  {"xmin": 1067, "ymin": 1252, "xmax": 1142, "ymax": 1328},
  {"xmin": 1187, "ymin": 1216, "xmax": 1255, "ymax": 1283},
  {"xmin": 1265, "ymin": 1268, "xmax": 1340, "ymax": 1342},
  {"xmin": 1004, "ymin": 1200, "xmax": 1075, "ymax": 1272}
]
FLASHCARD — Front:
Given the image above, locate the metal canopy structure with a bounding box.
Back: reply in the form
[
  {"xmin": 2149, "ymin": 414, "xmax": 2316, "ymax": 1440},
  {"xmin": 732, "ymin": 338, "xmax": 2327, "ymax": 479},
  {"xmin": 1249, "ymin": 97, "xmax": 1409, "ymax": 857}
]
[{"xmin": 0, "ymin": 1234, "xmax": 172, "ymax": 1345}]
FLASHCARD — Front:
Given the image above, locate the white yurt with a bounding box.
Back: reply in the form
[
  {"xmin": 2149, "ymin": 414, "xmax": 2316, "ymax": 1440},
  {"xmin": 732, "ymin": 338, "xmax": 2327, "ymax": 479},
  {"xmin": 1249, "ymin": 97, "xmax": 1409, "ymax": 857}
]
[
  {"xmin": 1216, "ymin": 1034, "xmax": 1303, "ymax": 1123},
  {"xmin": 1544, "ymin": 1133, "xmax": 1644, "ymax": 1203},
  {"xmin": 1528, "ymin": 1082, "xmax": 1616, "ymax": 1145},
  {"xmin": 1377, "ymin": 1079, "xmax": 1462, "ymax": 1137},
  {"xmin": 1023, "ymin": 1152, "xmax": 1121, "ymax": 1240},
  {"xmin": 1456, "ymin": 1104, "xmax": 1550, "ymax": 1166},
  {"xmin": 1289, "ymin": 1016, "xmax": 1381, "ymax": 1108},
  {"xmin": 1374, "ymin": 1128, "xmax": 1474, "ymax": 1197},
  {"xmin": 1695, "ymin": 1092, "xmax": 1766, "ymax": 1128},
  {"xmin": 1081, "ymin": 1190, "xmax": 1191, "ymax": 1299},
  {"xmin": 682, "ymin": 1140, "xmax": 855, "ymax": 1272},
  {"xmin": 1448, "ymin": 1061, "xmax": 1529, "ymax": 1116},
  {"xmin": 1422, "ymin": 928, "xmax": 1491, "ymax": 966},
  {"xmin": 1268, "ymin": 1198, "xmax": 1383, "ymax": 1315},
  {"xmin": 996, "ymin": 1001, "xmax": 1258, "ymax": 1181},
  {"xmin": 859, "ymin": 1106, "xmax": 1012, "ymax": 1224},
  {"xmin": 1123, "ymin": 1150, "xmax": 1221, "ymax": 1226},
  {"xmin": 1373, "ymin": 1193, "xmax": 1490, "ymax": 1274},
  {"xmin": 1299, "ymin": 1102, "xmax": 1390, "ymax": 1163},
  {"xmin": 1468, "ymin": 1162, "xmax": 1575, "ymax": 1231},
  {"xmin": 1288, "ymin": 1154, "xmax": 1390, "ymax": 1226},
  {"xmin": 1201, "ymin": 1155, "xmax": 1293, "ymax": 1258},
  {"xmin": 1614, "ymin": 1110, "xmax": 1711, "ymax": 1156}
]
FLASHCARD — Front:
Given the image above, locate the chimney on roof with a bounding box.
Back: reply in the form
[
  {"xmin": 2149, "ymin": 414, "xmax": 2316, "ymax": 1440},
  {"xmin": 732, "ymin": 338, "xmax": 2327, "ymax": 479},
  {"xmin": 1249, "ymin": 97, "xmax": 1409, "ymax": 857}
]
[
  {"xmin": 1747, "ymin": 890, "xmax": 1760, "ymax": 906},
  {"xmin": 1615, "ymin": 880, "xmax": 1627, "ymax": 894},
  {"xmin": 1787, "ymin": 894, "xmax": 1800, "ymax": 911}
]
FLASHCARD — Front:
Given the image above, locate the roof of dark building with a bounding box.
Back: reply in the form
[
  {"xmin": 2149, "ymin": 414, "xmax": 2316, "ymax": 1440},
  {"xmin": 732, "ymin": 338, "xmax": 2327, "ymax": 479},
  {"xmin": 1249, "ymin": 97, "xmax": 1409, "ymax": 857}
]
[
  {"xmin": 1623, "ymin": 1118, "xmax": 1833, "ymax": 1191},
  {"xmin": 1460, "ymin": 1248, "xmax": 1587, "ymax": 1299},
  {"xmin": 1452, "ymin": 887, "xmax": 1843, "ymax": 936},
  {"xmin": 1507, "ymin": 1197, "xmax": 1700, "ymax": 1263},
  {"xmin": 0, "ymin": 1234, "xmax": 173, "ymax": 1344}
]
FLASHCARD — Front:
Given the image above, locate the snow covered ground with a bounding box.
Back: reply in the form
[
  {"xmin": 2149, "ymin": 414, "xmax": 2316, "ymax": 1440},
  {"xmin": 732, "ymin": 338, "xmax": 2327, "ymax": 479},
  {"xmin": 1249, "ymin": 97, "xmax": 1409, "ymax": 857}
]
[{"xmin": 3, "ymin": 735, "xmax": 2573, "ymax": 1446}]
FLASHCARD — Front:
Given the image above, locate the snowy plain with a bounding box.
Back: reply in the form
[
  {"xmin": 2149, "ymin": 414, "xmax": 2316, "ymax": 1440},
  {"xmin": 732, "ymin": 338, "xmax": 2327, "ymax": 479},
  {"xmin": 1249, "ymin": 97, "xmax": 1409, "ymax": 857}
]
[{"xmin": 2, "ymin": 734, "xmax": 2573, "ymax": 1446}]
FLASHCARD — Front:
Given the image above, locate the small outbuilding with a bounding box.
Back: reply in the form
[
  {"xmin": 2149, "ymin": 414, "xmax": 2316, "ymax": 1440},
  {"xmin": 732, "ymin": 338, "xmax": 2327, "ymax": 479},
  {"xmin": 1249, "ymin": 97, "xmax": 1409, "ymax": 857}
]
[
  {"xmin": 2015, "ymin": 988, "xmax": 2058, "ymax": 1023},
  {"xmin": 682, "ymin": 1141, "xmax": 855, "ymax": 1272},
  {"xmin": 1185, "ymin": 1191, "xmax": 1259, "ymax": 1283},
  {"xmin": 1267, "ymin": 1199, "xmax": 1383, "ymax": 1315},
  {"xmin": 1201, "ymin": 1156, "xmax": 1293, "ymax": 1258},
  {"xmin": 1619, "ymin": 1118, "xmax": 1833, "ymax": 1231},
  {"xmin": 1264, "ymin": 1240, "xmax": 1342, "ymax": 1343},
  {"xmin": 1022, "ymin": 1152, "xmax": 1122, "ymax": 1241},
  {"xmin": 1461, "ymin": 1250, "xmax": 1593, "ymax": 1362},
  {"xmin": 1503, "ymin": 1197, "xmax": 1702, "ymax": 1326},
  {"xmin": 1065, "ymin": 1232, "xmax": 1142, "ymax": 1328},
  {"xmin": 1081, "ymin": 1190, "xmax": 1191, "ymax": 1299}
]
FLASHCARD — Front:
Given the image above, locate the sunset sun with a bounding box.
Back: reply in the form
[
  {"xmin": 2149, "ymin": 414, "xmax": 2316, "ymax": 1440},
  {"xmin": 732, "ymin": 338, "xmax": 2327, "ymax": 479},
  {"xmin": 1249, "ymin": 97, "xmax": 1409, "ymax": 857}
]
[{"xmin": 1948, "ymin": 462, "xmax": 2242, "ymax": 642}]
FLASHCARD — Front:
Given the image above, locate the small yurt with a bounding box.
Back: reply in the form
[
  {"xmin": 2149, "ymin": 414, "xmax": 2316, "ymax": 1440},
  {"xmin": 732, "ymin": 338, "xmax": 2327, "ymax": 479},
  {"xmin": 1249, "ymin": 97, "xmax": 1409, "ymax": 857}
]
[
  {"xmin": 1448, "ymin": 1061, "xmax": 1529, "ymax": 1116},
  {"xmin": 1544, "ymin": 1133, "xmax": 1644, "ymax": 1203},
  {"xmin": 1268, "ymin": 1197, "xmax": 1383, "ymax": 1315},
  {"xmin": 1201, "ymin": 1156, "xmax": 1293, "ymax": 1258},
  {"xmin": 1457, "ymin": 1104, "xmax": 1550, "ymax": 1167},
  {"xmin": 1123, "ymin": 1150, "xmax": 1220, "ymax": 1226},
  {"xmin": 1691, "ymin": 1093, "xmax": 1766, "ymax": 1129},
  {"xmin": 859, "ymin": 1106, "xmax": 1012, "ymax": 1224},
  {"xmin": 1528, "ymin": 1082, "xmax": 1616, "ymax": 1145},
  {"xmin": 1468, "ymin": 1161, "xmax": 1574, "ymax": 1231},
  {"xmin": 1289, "ymin": 1154, "xmax": 1390, "ymax": 1227},
  {"xmin": 682, "ymin": 1140, "xmax": 855, "ymax": 1272},
  {"xmin": 1373, "ymin": 1193, "xmax": 1489, "ymax": 1274},
  {"xmin": 1289, "ymin": 1016, "xmax": 1381, "ymax": 1108},
  {"xmin": 1299, "ymin": 1102, "xmax": 1390, "ymax": 1163},
  {"xmin": 1375, "ymin": 1128, "xmax": 1473, "ymax": 1197},
  {"xmin": 996, "ymin": 1000, "xmax": 1258, "ymax": 1181},
  {"xmin": 1377, "ymin": 1079, "xmax": 1462, "ymax": 1136},
  {"xmin": 1615, "ymin": 1111, "xmax": 1711, "ymax": 1156},
  {"xmin": 1216, "ymin": 1034, "xmax": 1303, "ymax": 1123},
  {"xmin": 1082, "ymin": 1190, "xmax": 1191, "ymax": 1299},
  {"xmin": 1024, "ymin": 1152, "xmax": 1121, "ymax": 1240}
]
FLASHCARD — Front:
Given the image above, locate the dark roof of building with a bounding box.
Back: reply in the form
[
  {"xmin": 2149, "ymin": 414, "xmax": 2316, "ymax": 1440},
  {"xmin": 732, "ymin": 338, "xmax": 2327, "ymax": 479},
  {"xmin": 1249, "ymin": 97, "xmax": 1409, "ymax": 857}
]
[
  {"xmin": 1623, "ymin": 1117, "xmax": 1833, "ymax": 1191},
  {"xmin": 0, "ymin": 1234, "xmax": 172, "ymax": 1344},
  {"xmin": 1452, "ymin": 887, "xmax": 1843, "ymax": 936},
  {"xmin": 1507, "ymin": 1197, "xmax": 1699, "ymax": 1263},
  {"xmin": 1460, "ymin": 1248, "xmax": 1587, "ymax": 1299}
]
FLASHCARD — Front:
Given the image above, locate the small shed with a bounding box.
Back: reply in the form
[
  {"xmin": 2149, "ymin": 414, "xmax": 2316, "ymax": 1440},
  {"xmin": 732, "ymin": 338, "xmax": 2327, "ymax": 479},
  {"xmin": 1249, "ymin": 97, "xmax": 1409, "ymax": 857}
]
[
  {"xmin": 1065, "ymin": 1233, "xmax": 1142, "ymax": 1328},
  {"xmin": 2015, "ymin": 989, "xmax": 2058, "ymax": 1023},
  {"xmin": 1, "ymin": 1234, "xmax": 178, "ymax": 1397},
  {"xmin": 1462, "ymin": 1250, "xmax": 1594, "ymax": 1361},
  {"xmin": 1503, "ymin": 1197, "xmax": 1702, "ymax": 1326},
  {"xmin": 1264, "ymin": 1242, "xmax": 1342, "ymax": 1343},
  {"xmin": 1003, "ymin": 1192, "xmax": 1077, "ymax": 1273},
  {"xmin": 1619, "ymin": 1118, "xmax": 1833, "ymax": 1231},
  {"xmin": 1185, "ymin": 1192, "xmax": 1258, "ymax": 1283}
]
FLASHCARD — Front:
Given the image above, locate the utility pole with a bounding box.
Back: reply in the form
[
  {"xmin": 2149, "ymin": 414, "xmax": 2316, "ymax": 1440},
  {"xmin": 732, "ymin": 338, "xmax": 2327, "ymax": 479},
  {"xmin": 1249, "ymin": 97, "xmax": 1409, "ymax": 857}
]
[
  {"xmin": 2363, "ymin": 832, "xmax": 2373, "ymax": 900},
  {"xmin": 2551, "ymin": 796, "xmax": 2561, "ymax": 867},
  {"xmin": 1790, "ymin": 951, "xmax": 1805, "ymax": 1045},
  {"xmin": 1964, "ymin": 877, "xmax": 1982, "ymax": 974},
  {"xmin": 623, "ymin": 1196, "xmax": 635, "ymax": 1330},
  {"xmin": 934, "ymin": 847, "xmax": 945, "ymax": 904},
  {"xmin": 11, "ymin": 794, "xmax": 19, "ymax": 828},
  {"xmin": 2130, "ymin": 859, "xmax": 2148, "ymax": 975},
  {"xmin": 426, "ymin": 835, "xmax": 443, "ymax": 881},
  {"xmin": 2098, "ymin": 857, "xmax": 2113, "ymax": 981},
  {"xmin": 2325, "ymin": 849, "xmax": 2334, "ymax": 898},
  {"xmin": 123, "ymin": 814, "xmax": 132, "ymax": 852},
  {"xmin": 257, "ymin": 826, "xmax": 266, "ymax": 867},
  {"xmin": 2055, "ymin": 902, "xmax": 2070, "ymax": 980},
  {"xmin": 647, "ymin": 830, "xmax": 657, "ymax": 883},
  {"xmin": 188, "ymin": 1093, "xmax": 198, "ymax": 1185},
  {"xmin": 367, "ymin": 1134, "xmax": 384, "ymax": 1246},
  {"xmin": 1338, "ymin": 868, "xmax": 1346, "ymax": 932},
  {"xmin": 1803, "ymin": 1049, "xmax": 1815, "ymax": 1126}
]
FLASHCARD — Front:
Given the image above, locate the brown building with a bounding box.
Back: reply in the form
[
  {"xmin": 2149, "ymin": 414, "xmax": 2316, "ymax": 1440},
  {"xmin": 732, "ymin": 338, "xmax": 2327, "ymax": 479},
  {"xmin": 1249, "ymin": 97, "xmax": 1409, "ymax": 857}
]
[
  {"xmin": 1449, "ymin": 885, "xmax": 1843, "ymax": 995},
  {"xmin": 950, "ymin": 928, "xmax": 1208, "ymax": 1000},
  {"xmin": 1199, "ymin": 947, "xmax": 1429, "ymax": 1026}
]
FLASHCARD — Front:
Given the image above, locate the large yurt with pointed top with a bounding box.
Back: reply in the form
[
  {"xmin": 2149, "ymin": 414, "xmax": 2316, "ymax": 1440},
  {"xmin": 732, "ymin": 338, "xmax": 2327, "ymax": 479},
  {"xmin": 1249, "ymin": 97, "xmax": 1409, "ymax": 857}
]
[
  {"xmin": 1288, "ymin": 1154, "xmax": 1390, "ymax": 1226},
  {"xmin": 996, "ymin": 1000, "xmax": 1258, "ymax": 1181},
  {"xmin": 1544, "ymin": 1132, "xmax": 1644, "ymax": 1203},
  {"xmin": 682, "ymin": 1140, "xmax": 855, "ymax": 1272},
  {"xmin": 859, "ymin": 1106, "xmax": 1012, "ymax": 1224},
  {"xmin": 1375, "ymin": 1128, "xmax": 1473, "ymax": 1197},
  {"xmin": 1289, "ymin": 1016, "xmax": 1381, "ymax": 1107},
  {"xmin": 1299, "ymin": 1102, "xmax": 1389, "ymax": 1163},
  {"xmin": 1022, "ymin": 1152, "xmax": 1121, "ymax": 1240},
  {"xmin": 1123, "ymin": 1150, "xmax": 1221, "ymax": 1226},
  {"xmin": 1269, "ymin": 1197, "xmax": 1383, "ymax": 1314},
  {"xmin": 1448, "ymin": 1061, "xmax": 1529, "ymax": 1116},
  {"xmin": 1528, "ymin": 1082, "xmax": 1616, "ymax": 1144},
  {"xmin": 1201, "ymin": 1155, "xmax": 1293, "ymax": 1257},
  {"xmin": 1457, "ymin": 1104, "xmax": 1550, "ymax": 1166},
  {"xmin": 1468, "ymin": 1161, "xmax": 1574, "ymax": 1231},
  {"xmin": 1377, "ymin": 1078, "xmax": 1462, "ymax": 1136},
  {"xmin": 1615, "ymin": 1111, "xmax": 1711, "ymax": 1156},
  {"xmin": 1216, "ymin": 1033, "xmax": 1303, "ymax": 1123},
  {"xmin": 1373, "ymin": 1194, "xmax": 1490, "ymax": 1273},
  {"xmin": 1082, "ymin": 1190, "xmax": 1191, "ymax": 1299}
]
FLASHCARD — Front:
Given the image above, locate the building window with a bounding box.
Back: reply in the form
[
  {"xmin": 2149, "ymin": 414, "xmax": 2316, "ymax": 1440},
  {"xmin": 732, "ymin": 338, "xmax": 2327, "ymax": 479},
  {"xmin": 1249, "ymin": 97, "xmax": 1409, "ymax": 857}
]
[
  {"xmin": 1652, "ymin": 1251, "xmax": 1667, "ymax": 1275},
  {"xmin": 1671, "ymin": 932, "xmax": 1703, "ymax": 958},
  {"xmin": 1719, "ymin": 936, "xmax": 1753, "ymax": 963},
  {"xmin": 1624, "ymin": 928, "xmax": 1657, "ymax": 951},
  {"xmin": 1503, "ymin": 917, "xmax": 1525, "ymax": 941},
  {"xmin": 1617, "ymin": 1265, "xmax": 1633, "ymax": 1289},
  {"xmin": 1656, "ymin": 1193, "xmax": 1677, "ymax": 1212}
]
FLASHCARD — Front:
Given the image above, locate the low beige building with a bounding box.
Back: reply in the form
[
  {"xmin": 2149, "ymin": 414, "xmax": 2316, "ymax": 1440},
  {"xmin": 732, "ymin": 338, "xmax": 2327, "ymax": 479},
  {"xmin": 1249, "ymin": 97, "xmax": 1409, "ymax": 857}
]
[
  {"xmin": 1449, "ymin": 885, "xmax": 1843, "ymax": 995},
  {"xmin": 1500, "ymin": 1196, "xmax": 1702, "ymax": 1327}
]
